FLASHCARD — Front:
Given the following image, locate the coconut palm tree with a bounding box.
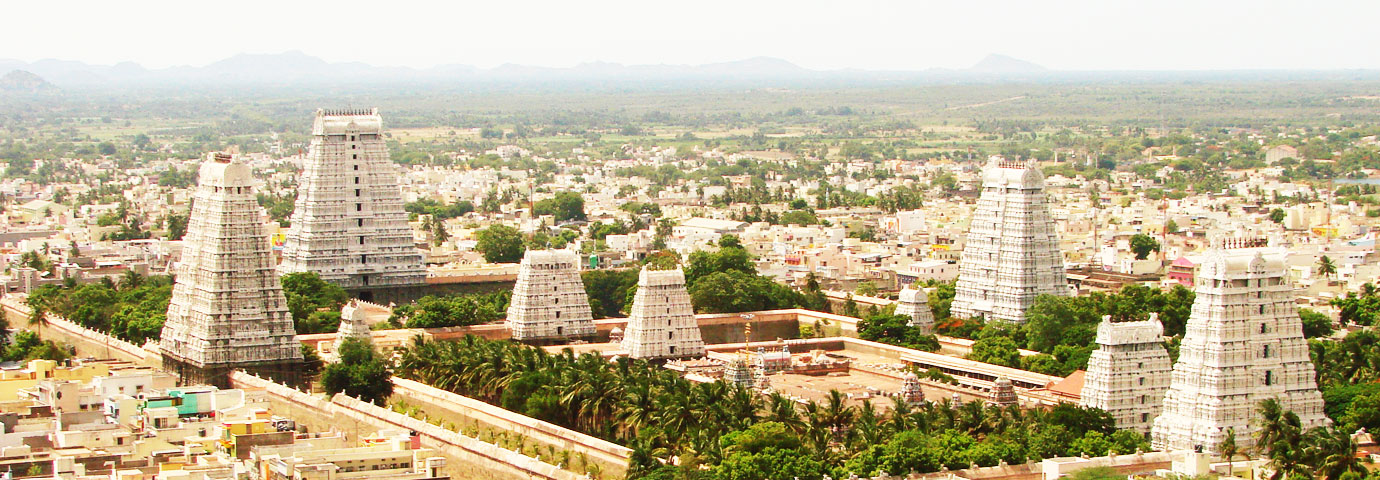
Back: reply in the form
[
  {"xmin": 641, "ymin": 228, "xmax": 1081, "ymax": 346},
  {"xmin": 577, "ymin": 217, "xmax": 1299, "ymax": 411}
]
[
  {"xmin": 1313, "ymin": 427, "xmax": 1366, "ymax": 480},
  {"xmin": 1317, "ymin": 255, "xmax": 1338, "ymax": 283},
  {"xmin": 1219, "ymin": 427, "xmax": 1239, "ymax": 477}
]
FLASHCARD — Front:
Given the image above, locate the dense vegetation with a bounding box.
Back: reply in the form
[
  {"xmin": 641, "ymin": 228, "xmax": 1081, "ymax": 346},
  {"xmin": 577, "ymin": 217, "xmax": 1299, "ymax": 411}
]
[
  {"xmin": 279, "ymin": 272, "xmax": 350, "ymax": 334},
  {"xmin": 26, "ymin": 272, "xmax": 171, "ymax": 344},
  {"xmin": 2, "ymin": 331, "xmax": 72, "ymax": 362},
  {"xmin": 397, "ymin": 335, "xmax": 1143, "ymax": 480},
  {"xmin": 683, "ymin": 236, "xmax": 829, "ymax": 314},
  {"xmin": 321, "ymin": 337, "xmax": 393, "ymax": 404},
  {"xmin": 388, "ymin": 291, "xmax": 511, "ymax": 329},
  {"xmin": 24, "ymin": 271, "xmax": 348, "ymax": 341}
]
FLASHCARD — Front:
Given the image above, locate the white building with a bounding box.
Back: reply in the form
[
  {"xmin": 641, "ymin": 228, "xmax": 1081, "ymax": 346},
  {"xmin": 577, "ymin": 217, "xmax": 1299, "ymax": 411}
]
[
  {"xmin": 1150, "ymin": 241, "xmax": 1328, "ymax": 454},
  {"xmin": 506, "ymin": 249, "xmax": 596, "ymax": 342},
  {"xmin": 894, "ymin": 288, "xmax": 936, "ymax": 334},
  {"xmin": 279, "ymin": 109, "xmax": 426, "ymax": 291},
  {"xmin": 951, "ymin": 158, "xmax": 1069, "ymax": 323},
  {"xmin": 1080, "ymin": 315, "xmax": 1172, "ymax": 435},
  {"xmin": 160, "ymin": 153, "xmax": 302, "ymax": 369},
  {"xmin": 621, "ymin": 267, "xmax": 705, "ymax": 359}
]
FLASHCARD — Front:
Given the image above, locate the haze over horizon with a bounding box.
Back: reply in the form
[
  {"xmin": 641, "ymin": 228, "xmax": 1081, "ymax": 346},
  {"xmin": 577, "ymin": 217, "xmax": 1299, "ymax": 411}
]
[{"xmin": 5, "ymin": 0, "xmax": 1379, "ymax": 72}]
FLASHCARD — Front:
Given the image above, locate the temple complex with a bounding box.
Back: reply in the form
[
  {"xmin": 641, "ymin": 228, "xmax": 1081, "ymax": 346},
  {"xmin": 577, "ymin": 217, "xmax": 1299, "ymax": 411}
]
[
  {"xmin": 1151, "ymin": 240, "xmax": 1328, "ymax": 453},
  {"xmin": 506, "ymin": 249, "xmax": 596, "ymax": 342},
  {"xmin": 894, "ymin": 287, "xmax": 935, "ymax": 333},
  {"xmin": 621, "ymin": 267, "xmax": 705, "ymax": 359},
  {"xmin": 160, "ymin": 153, "xmax": 301, "ymax": 380},
  {"xmin": 951, "ymin": 158, "xmax": 1068, "ymax": 323},
  {"xmin": 1081, "ymin": 314, "xmax": 1172, "ymax": 435},
  {"xmin": 278, "ymin": 109, "xmax": 426, "ymax": 296}
]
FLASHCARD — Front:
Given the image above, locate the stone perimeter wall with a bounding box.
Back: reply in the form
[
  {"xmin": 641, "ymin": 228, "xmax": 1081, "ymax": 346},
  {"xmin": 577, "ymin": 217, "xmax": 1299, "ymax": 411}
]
[
  {"xmin": 1, "ymin": 296, "xmax": 161, "ymax": 368},
  {"xmin": 390, "ymin": 377, "xmax": 632, "ymax": 475},
  {"xmin": 230, "ymin": 372, "xmax": 582, "ymax": 480}
]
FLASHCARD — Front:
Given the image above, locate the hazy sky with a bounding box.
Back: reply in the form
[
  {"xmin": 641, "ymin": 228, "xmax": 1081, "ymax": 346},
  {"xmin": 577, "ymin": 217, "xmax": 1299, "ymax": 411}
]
[{"xmin": 5, "ymin": 0, "xmax": 1376, "ymax": 71}]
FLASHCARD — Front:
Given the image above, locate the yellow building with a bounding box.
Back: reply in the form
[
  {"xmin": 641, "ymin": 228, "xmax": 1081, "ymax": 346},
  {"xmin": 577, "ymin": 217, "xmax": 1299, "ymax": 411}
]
[{"xmin": 0, "ymin": 360, "xmax": 110, "ymax": 401}]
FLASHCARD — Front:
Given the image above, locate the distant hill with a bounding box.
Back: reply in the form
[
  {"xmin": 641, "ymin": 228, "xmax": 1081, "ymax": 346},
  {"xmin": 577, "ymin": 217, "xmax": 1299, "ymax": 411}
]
[
  {"xmin": 4, "ymin": 52, "xmax": 1376, "ymax": 89},
  {"xmin": 969, "ymin": 54, "xmax": 1047, "ymax": 73},
  {"xmin": 0, "ymin": 70, "xmax": 56, "ymax": 93}
]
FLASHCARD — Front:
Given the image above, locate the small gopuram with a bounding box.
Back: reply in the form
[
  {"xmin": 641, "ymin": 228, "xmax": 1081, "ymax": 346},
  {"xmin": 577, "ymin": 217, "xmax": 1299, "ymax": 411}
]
[
  {"xmin": 1080, "ymin": 314, "xmax": 1172, "ymax": 434},
  {"xmin": 1151, "ymin": 239, "xmax": 1328, "ymax": 454},
  {"xmin": 160, "ymin": 153, "xmax": 301, "ymax": 385},
  {"xmin": 621, "ymin": 267, "xmax": 705, "ymax": 359},
  {"xmin": 506, "ymin": 249, "xmax": 595, "ymax": 343},
  {"xmin": 335, "ymin": 300, "xmax": 372, "ymax": 352},
  {"xmin": 894, "ymin": 287, "xmax": 935, "ymax": 333},
  {"xmin": 951, "ymin": 157, "xmax": 1068, "ymax": 323},
  {"xmin": 278, "ymin": 109, "xmax": 426, "ymax": 299},
  {"xmin": 723, "ymin": 355, "xmax": 755, "ymax": 389},
  {"xmin": 899, "ymin": 372, "xmax": 926, "ymax": 406},
  {"xmin": 988, "ymin": 377, "xmax": 1018, "ymax": 406}
]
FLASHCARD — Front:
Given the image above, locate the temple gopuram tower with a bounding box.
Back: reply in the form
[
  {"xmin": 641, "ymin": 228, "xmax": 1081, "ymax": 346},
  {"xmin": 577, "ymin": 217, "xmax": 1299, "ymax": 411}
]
[
  {"xmin": 621, "ymin": 267, "xmax": 705, "ymax": 359},
  {"xmin": 894, "ymin": 287, "xmax": 936, "ymax": 334},
  {"xmin": 279, "ymin": 109, "xmax": 425, "ymax": 299},
  {"xmin": 1151, "ymin": 240, "xmax": 1328, "ymax": 453},
  {"xmin": 160, "ymin": 153, "xmax": 301, "ymax": 384},
  {"xmin": 951, "ymin": 157, "xmax": 1067, "ymax": 323},
  {"xmin": 1080, "ymin": 314, "xmax": 1172, "ymax": 435},
  {"xmin": 507, "ymin": 250, "xmax": 596, "ymax": 342}
]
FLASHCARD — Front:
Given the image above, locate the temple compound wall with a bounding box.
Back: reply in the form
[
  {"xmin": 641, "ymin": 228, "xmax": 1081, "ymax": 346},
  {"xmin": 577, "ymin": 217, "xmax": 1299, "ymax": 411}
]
[
  {"xmin": 279, "ymin": 109, "xmax": 426, "ymax": 290},
  {"xmin": 1081, "ymin": 315, "xmax": 1172, "ymax": 435},
  {"xmin": 160, "ymin": 153, "xmax": 301, "ymax": 374},
  {"xmin": 506, "ymin": 250, "xmax": 595, "ymax": 342},
  {"xmin": 1151, "ymin": 241, "xmax": 1328, "ymax": 453},
  {"xmin": 621, "ymin": 267, "xmax": 706, "ymax": 359},
  {"xmin": 230, "ymin": 372, "xmax": 590, "ymax": 480},
  {"xmin": 951, "ymin": 157, "xmax": 1068, "ymax": 323}
]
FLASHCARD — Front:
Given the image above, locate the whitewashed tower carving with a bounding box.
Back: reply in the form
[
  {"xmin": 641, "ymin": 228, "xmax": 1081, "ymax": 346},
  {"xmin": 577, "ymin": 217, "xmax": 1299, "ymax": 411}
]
[
  {"xmin": 279, "ymin": 109, "xmax": 425, "ymax": 289},
  {"xmin": 1150, "ymin": 240, "xmax": 1328, "ymax": 453},
  {"xmin": 951, "ymin": 158, "xmax": 1068, "ymax": 323},
  {"xmin": 161, "ymin": 153, "xmax": 302, "ymax": 368},
  {"xmin": 895, "ymin": 287, "xmax": 936, "ymax": 334},
  {"xmin": 622, "ymin": 267, "xmax": 705, "ymax": 359},
  {"xmin": 1081, "ymin": 314, "xmax": 1172, "ymax": 435},
  {"xmin": 507, "ymin": 249, "xmax": 596, "ymax": 341}
]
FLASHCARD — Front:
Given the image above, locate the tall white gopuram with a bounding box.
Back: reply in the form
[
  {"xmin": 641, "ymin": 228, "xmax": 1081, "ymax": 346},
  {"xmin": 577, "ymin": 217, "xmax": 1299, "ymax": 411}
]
[
  {"xmin": 895, "ymin": 287, "xmax": 936, "ymax": 334},
  {"xmin": 160, "ymin": 153, "xmax": 302, "ymax": 369},
  {"xmin": 507, "ymin": 250, "xmax": 596, "ymax": 342},
  {"xmin": 621, "ymin": 267, "xmax": 705, "ymax": 359},
  {"xmin": 278, "ymin": 109, "xmax": 425, "ymax": 290},
  {"xmin": 1081, "ymin": 314, "xmax": 1172, "ymax": 435},
  {"xmin": 1150, "ymin": 240, "xmax": 1328, "ymax": 454},
  {"xmin": 950, "ymin": 158, "xmax": 1068, "ymax": 323}
]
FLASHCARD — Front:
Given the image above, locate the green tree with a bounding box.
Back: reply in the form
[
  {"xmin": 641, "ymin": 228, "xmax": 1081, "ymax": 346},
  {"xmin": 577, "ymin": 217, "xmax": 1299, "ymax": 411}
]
[
  {"xmin": 1317, "ymin": 255, "xmax": 1338, "ymax": 282},
  {"xmin": 281, "ymin": 272, "xmax": 349, "ymax": 330},
  {"xmin": 321, "ymin": 337, "xmax": 393, "ymax": 404},
  {"xmin": 533, "ymin": 192, "xmax": 586, "ymax": 222},
  {"xmin": 855, "ymin": 281, "xmax": 879, "ymax": 297},
  {"xmin": 166, "ymin": 214, "xmax": 188, "ymax": 240},
  {"xmin": 1299, "ymin": 308, "xmax": 1334, "ymax": 338},
  {"xmin": 1269, "ymin": 208, "xmax": 1287, "ymax": 224},
  {"xmin": 474, "ymin": 225, "xmax": 526, "ymax": 263},
  {"xmin": 1129, "ymin": 234, "xmax": 1160, "ymax": 260},
  {"xmin": 966, "ymin": 336, "xmax": 1021, "ymax": 368},
  {"xmin": 1220, "ymin": 427, "xmax": 1239, "ymax": 477}
]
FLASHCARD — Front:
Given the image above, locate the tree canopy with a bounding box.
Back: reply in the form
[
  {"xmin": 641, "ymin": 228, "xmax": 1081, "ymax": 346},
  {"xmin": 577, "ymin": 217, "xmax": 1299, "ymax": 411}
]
[{"xmin": 474, "ymin": 224, "xmax": 526, "ymax": 263}]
